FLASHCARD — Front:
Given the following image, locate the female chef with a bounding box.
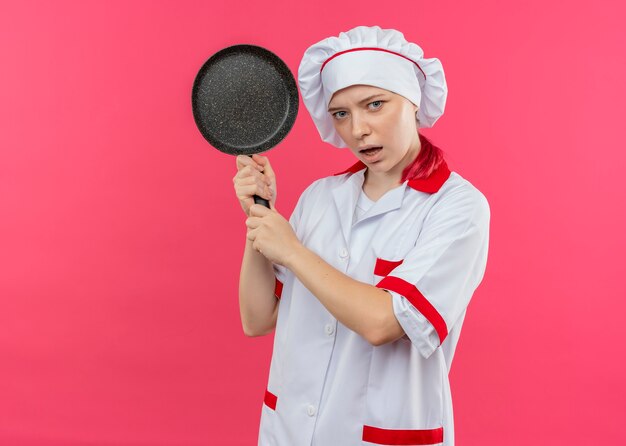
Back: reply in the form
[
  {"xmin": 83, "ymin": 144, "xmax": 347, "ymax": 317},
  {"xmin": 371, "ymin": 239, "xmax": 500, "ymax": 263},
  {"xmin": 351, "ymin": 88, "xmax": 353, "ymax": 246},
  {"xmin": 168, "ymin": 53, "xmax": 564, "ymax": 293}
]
[{"xmin": 233, "ymin": 26, "xmax": 490, "ymax": 446}]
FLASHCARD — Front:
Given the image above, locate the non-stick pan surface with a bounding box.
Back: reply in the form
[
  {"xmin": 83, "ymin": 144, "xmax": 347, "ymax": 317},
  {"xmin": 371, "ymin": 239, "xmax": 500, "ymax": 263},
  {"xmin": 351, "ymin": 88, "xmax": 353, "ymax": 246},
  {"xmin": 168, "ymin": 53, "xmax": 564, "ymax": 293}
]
[{"xmin": 191, "ymin": 44, "xmax": 299, "ymax": 156}]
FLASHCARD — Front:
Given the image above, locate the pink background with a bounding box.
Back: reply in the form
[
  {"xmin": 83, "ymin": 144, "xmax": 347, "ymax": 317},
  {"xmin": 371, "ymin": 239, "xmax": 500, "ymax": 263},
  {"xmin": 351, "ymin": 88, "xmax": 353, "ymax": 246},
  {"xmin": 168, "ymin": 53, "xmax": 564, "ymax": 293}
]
[{"xmin": 1, "ymin": 0, "xmax": 625, "ymax": 444}]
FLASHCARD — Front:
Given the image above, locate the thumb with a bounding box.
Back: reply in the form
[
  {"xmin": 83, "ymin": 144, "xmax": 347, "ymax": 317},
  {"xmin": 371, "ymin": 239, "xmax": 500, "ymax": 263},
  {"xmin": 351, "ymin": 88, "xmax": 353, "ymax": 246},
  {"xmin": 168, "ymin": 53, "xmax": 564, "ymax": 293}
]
[
  {"xmin": 251, "ymin": 153, "xmax": 268, "ymax": 167},
  {"xmin": 252, "ymin": 153, "xmax": 270, "ymax": 167}
]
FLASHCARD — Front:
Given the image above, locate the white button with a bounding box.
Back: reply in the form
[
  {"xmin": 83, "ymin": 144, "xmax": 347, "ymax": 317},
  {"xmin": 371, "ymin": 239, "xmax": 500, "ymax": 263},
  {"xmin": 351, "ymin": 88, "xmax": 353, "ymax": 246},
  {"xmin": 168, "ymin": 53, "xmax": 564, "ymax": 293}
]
[
  {"xmin": 306, "ymin": 404, "xmax": 316, "ymax": 417},
  {"xmin": 339, "ymin": 247, "xmax": 348, "ymax": 258},
  {"xmin": 324, "ymin": 324, "xmax": 335, "ymax": 336}
]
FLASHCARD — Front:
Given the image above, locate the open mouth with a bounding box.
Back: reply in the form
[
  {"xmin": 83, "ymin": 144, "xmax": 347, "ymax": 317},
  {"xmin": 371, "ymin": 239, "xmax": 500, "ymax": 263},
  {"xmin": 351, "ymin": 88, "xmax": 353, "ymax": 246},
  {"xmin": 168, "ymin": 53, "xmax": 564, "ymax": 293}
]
[
  {"xmin": 359, "ymin": 146, "xmax": 382, "ymax": 155},
  {"xmin": 359, "ymin": 146, "xmax": 383, "ymax": 161}
]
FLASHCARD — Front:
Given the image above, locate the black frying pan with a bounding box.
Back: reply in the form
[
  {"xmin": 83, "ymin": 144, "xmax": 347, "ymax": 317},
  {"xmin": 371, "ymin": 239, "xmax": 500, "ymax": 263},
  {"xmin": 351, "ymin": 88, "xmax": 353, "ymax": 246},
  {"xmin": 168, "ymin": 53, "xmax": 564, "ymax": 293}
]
[{"xmin": 191, "ymin": 44, "xmax": 299, "ymax": 207}]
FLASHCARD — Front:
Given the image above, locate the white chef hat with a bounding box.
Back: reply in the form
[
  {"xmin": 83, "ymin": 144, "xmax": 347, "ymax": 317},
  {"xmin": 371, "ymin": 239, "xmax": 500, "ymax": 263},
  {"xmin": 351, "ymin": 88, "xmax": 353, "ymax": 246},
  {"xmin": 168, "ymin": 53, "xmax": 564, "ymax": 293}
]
[{"xmin": 298, "ymin": 25, "xmax": 448, "ymax": 148}]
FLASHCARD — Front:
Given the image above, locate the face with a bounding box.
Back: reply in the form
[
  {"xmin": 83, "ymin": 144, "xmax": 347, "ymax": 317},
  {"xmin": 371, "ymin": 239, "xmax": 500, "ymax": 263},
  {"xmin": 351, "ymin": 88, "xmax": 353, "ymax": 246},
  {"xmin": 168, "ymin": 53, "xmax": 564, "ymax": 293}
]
[{"xmin": 327, "ymin": 84, "xmax": 421, "ymax": 180}]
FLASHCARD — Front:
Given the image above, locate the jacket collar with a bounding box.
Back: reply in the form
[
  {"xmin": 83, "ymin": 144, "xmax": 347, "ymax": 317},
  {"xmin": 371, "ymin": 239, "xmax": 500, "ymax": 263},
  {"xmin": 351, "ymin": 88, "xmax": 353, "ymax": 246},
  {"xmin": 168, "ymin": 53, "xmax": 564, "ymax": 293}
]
[
  {"xmin": 334, "ymin": 159, "xmax": 451, "ymax": 194},
  {"xmin": 328, "ymin": 167, "xmax": 403, "ymax": 245}
]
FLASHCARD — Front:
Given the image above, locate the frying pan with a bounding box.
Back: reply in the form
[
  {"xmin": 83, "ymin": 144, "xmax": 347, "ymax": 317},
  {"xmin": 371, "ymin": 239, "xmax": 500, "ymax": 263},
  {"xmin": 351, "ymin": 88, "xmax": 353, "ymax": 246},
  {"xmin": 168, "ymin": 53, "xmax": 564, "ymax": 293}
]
[{"xmin": 191, "ymin": 44, "xmax": 299, "ymax": 207}]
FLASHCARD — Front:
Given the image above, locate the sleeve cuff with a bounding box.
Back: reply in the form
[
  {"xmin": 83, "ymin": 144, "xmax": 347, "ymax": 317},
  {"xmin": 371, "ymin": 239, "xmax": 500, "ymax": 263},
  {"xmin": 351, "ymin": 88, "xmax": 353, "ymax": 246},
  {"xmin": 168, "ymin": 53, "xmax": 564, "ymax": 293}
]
[
  {"xmin": 273, "ymin": 263, "xmax": 286, "ymax": 283},
  {"xmin": 272, "ymin": 263, "xmax": 287, "ymax": 300},
  {"xmin": 390, "ymin": 290, "xmax": 440, "ymax": 359}
]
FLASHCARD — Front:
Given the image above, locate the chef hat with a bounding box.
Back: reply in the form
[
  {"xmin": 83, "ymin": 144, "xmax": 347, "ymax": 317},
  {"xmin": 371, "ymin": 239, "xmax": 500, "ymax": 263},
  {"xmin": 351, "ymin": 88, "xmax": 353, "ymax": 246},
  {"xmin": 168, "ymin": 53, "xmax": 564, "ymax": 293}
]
[{"xmin": 298, "ymin": 25, "xmax": 448, "ymax": 148}]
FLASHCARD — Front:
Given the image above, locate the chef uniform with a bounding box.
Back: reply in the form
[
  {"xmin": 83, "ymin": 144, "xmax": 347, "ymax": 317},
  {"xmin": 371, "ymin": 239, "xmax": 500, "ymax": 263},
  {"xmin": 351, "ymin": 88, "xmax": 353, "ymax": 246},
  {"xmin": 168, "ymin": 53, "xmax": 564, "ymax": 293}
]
[{"xmin": 257, "ymin": 26, "xmax": 490, "ymax": 446}]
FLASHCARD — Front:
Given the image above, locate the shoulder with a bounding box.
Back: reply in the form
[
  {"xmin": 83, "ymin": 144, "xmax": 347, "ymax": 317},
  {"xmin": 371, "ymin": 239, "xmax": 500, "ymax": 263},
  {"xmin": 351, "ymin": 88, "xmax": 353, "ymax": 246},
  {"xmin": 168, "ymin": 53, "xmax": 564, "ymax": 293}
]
[
  {"xmin": 290, "ymin": 174, "xmax": 340, "ymax": 216},
  {"xmin": 299, "ymin": 171, "xmax": 353, "ymax": 197},
  {"xmin": 428, "ymin": 171, "xmax": 490, "ymax": 225}
]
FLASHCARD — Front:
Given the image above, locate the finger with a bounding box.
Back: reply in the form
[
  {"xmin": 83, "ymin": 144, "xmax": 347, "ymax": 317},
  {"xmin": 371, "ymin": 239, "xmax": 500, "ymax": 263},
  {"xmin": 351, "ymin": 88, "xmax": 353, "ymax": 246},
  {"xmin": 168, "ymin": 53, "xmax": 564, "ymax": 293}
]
[
  {"xmin": 247, "ymin": 225, "xmax": 260, "ymax": 238},
  {"xmin": 234, "ymin": 175, "xmax": 256, "ymax": 186},
  {"xmin": 235, "ymin": 179, "xmax": 272, "ymax": 201},
  {"xmin": 234, "ymin": 175, "xmax": 267, "ymax": 190},
  {"xmin": 234, "ymin": 172, "xmax": 269, "ymax": 197},
  {"xmin": 237, "ymin": 155, "xmax": 264, "ymax": 172},
  {"xmin": 245, "ymin": 216, "xmax": 262, "ymax": 229},
  {"xmin": 234, "ymin": 179, "xmax": 260, "ymax": 193},
  {"xmin": 257, "ymin": 155, "xmax": 275, "ymax": 180},
  {"xmin": 247, "ymin": 229, "xmax": 256, "ymax": 242},
  {"xmin": 236, "ymin": 155, "xmax": 254, "ymax": 170},
  {"xmin": 235, "ymin": 184, "xmax": 259, "ymax": 201},
  {"xmin": 234, "ymin": 165, "xmax": 264, "ymax": 181},
  {"xmin": 251, "ymin": 154, "xmax": 275, "ymax": 177},
  {"xmin": 241, "ymin": 166, "xmax": 271, "ymax": 187},
  {"xmin": 250, "ymin": 156, "xmax": 276, "ymax": 203},
  {"xmin": 241, "ymin": 174, "xmax": 271, "ymax": 193},
  {"xmin": 249, "ymin": 203, "xmax": 272, "ymax": 217},
  {"xmin": 251, "ymin": 154, "xmax": 267, "ymax": 166},
  {"xmin": 236, "ymin": 154, "xmax": 259, "ymax": 169}
]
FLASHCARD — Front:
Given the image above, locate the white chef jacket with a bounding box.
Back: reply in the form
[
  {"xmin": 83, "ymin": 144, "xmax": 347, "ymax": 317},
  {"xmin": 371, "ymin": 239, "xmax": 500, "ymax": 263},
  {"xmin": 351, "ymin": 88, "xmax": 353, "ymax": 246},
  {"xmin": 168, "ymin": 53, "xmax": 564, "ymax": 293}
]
[{"xmin": 259, "ymin": 159, "xmax": 490, "ymax": 446}]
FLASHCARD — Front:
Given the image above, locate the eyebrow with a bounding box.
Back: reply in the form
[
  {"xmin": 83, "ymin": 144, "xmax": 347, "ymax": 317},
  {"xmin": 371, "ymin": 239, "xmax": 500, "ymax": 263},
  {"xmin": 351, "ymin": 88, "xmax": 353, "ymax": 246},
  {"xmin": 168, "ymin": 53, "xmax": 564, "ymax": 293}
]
[{"xmin": 327, "ymin": 94, "xmax": 387, "ymax": 112}]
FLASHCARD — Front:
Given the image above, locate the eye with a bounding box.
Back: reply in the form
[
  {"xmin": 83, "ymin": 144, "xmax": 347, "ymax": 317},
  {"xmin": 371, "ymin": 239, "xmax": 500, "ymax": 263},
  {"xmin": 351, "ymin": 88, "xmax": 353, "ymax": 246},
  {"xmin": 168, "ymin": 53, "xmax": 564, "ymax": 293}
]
[
  {"xmin": 368, "ymin": 100, "xmax": 384, "ymax": 110},
  {"xmin": 332, "ymin": 110, "xmax": 348, "ymax": 120}
]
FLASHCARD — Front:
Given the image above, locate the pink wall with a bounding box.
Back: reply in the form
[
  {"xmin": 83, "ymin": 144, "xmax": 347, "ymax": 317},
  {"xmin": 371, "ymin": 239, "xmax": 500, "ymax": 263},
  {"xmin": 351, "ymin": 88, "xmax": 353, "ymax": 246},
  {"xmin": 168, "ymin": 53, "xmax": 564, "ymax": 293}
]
[{"xmin": 1, "ymin": 0, "xmax": 625, "ymax": 444}]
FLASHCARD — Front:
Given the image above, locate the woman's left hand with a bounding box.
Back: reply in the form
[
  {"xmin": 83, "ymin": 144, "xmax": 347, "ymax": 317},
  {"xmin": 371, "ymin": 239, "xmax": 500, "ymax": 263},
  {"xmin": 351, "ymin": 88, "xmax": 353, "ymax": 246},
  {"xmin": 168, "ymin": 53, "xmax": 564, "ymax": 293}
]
[{"xmin": 245, "ymin": 204, "xmax": 301, "ymax": 267}]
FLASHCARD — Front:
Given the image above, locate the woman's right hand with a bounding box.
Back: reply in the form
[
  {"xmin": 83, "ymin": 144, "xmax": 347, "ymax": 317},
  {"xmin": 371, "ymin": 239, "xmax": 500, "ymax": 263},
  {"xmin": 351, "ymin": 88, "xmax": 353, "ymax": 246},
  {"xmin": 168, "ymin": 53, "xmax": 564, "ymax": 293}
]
[{"xmin": 233, "ymin": 154, "xmax": 276, "ymax": 216}]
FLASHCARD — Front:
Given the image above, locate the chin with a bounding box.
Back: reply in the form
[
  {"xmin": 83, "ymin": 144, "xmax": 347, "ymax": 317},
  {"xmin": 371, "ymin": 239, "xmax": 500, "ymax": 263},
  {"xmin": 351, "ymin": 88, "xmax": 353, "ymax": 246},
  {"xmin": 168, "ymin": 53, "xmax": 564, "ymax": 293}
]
[{"xmin": 366, "ymin": 161, "xmax": 387, "ymax": 171}]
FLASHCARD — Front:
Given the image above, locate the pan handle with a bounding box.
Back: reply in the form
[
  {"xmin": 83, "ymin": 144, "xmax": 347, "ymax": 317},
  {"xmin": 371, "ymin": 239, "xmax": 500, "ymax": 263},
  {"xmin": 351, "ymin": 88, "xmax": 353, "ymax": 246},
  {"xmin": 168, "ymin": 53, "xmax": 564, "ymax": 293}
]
[
  {"xmin": 250, "ymin": 155, "xmax": 270, "ymax": 208},
  {"xmin": 253, "ymin": 195, "xmax": 270, "ymax": 208}
]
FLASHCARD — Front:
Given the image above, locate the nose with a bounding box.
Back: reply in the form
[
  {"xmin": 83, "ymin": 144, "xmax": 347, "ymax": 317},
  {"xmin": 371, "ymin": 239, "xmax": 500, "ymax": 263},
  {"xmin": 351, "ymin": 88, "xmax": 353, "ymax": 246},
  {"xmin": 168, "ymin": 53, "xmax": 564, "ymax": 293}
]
[{"xmin": 351, "ymin": 112, "xmax": 371, "ymax": 140}]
